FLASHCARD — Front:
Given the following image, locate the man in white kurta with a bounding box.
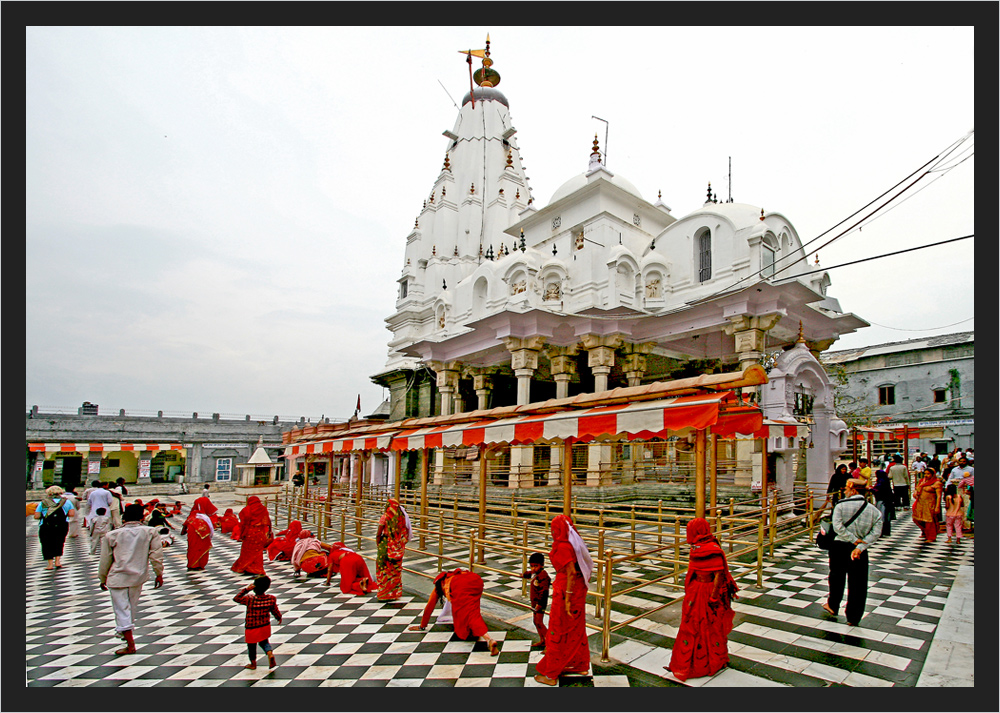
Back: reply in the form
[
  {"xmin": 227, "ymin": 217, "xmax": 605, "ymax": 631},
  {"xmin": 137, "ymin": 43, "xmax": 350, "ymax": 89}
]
[{"xmin": 99, "ymin": 504, "xmax": 164, "ymax": 654}]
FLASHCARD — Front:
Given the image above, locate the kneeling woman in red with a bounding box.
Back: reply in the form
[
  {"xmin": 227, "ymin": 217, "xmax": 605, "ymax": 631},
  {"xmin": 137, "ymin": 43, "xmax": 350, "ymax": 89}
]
[
  {"xmin": 534, "ymin": 515, "xmax": 594, "ymax": 685},
  {"xmin": 180, "ymin": 496, "xmax": 217, "ymax": 570},
  {"xmin": 231, "ymin": 496, "xmax": 273, "ymax": 576},
  {"xmin": 267, "ymin": 520, "xmax": 304, "ymax": 561},
  {"xmin": 666, "ymin": 517, "xmax": 739, "ymax": 682},
  {"xmin": 409, "ymin": 569, "xmax": 500, "ymax": 656},
  {"xmin": 290, "ymin": 531, "xmax": 331, "ymax": 577},
  {"xmin": 325, "ymin": 542, "xmax": 377, "ymax": 596},
  {"xmin": 219, "ymin": 508, "xmax": 239, "ymax": 536}
]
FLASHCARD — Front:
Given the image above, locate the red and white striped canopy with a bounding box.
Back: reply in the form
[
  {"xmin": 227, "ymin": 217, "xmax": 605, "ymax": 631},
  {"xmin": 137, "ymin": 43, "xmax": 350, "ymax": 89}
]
[
  {"xmin": 390, "ymin": 392, "xmax": 764, "ymax": 451},
  {"xmin": 750, "ymin": 419, "xmax": 811, "ymax": 440},
  {"xmin": 285, "ymin": 433, "xmax": 395, "ymax": 458},
  {"xmin": 28, "ymin": 443, "xmax": 188, "ymax": 454}
]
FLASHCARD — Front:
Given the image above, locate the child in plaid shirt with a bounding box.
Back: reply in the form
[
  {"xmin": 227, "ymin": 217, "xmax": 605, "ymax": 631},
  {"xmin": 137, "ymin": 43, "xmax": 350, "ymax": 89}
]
[
  {"xmin": 522, "ymin": 552, "xmax": 551, "ymax": 649},
  {"xmin": 234, "ymin": 576, "xmax": 282, "ymax": 669}
]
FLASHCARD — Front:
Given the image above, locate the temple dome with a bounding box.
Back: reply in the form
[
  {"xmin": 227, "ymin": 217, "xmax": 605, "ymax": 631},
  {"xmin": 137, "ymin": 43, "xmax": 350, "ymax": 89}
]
[{"xmin": 548, "ymin": 169, "xmax": 644, "ymax": 205}]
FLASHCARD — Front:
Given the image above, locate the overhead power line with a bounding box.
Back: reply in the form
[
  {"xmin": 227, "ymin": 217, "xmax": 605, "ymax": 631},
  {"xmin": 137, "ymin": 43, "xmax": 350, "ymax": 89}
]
[{"xmin": 865, "ymin": 316, "xmax": 974, "ymax": 332}]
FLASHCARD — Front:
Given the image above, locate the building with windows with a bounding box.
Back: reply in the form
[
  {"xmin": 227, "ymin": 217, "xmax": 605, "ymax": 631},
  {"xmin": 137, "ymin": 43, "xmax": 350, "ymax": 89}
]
[
  {"xmin": 820, "ymin": 331, "xmax": 974, "ymax": 457},
  {"xmin": 359, "ymin": 40, "xmax": 869, "ymax": 499},
  {"xmin": 25, "ymin": 404, "xmax": 324, "ymax": 491}
]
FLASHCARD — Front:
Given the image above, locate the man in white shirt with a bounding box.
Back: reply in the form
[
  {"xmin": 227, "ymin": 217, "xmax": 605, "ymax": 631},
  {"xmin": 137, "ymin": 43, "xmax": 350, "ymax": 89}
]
[
  {"xmin": 99, "ymin": 503, "xmax": 164, "ymax": 655},
  {"xmin": 887, "ymin": 456, "xmax": 910, "ymax": 510},
  {"xmin": 88, "ymin": 481, "xmax": 115, "ymax": 529},
  {"xmin": 948, "ymin": 457, "xmax": 973, "ymax": 486}
]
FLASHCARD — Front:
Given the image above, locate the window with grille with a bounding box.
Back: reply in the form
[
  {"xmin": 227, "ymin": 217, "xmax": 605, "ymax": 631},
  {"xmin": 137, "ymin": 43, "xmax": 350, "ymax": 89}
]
[
  {"xmin": 698, "ymin": 231, "xmax": 712, "ymax": 282},
  {"xmin": 215, "ymin": 458, "xmax": 232, "ymax": 482}
]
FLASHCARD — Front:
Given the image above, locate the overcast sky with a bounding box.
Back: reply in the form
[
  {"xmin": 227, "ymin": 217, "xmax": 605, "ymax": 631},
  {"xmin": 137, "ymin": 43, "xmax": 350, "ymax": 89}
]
[{"xmin": 25, "ymin": 26, "xmax": 975, "ymax": 421}]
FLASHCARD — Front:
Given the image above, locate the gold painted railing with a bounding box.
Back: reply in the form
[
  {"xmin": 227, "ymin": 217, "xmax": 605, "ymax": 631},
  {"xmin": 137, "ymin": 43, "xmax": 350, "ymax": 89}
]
[{"xmin": 277, "ymin": 484, "xmax": 823, "ymax": 662}]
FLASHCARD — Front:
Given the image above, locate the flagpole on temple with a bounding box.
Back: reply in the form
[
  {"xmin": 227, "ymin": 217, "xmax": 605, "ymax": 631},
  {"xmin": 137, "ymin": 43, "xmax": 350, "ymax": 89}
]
[{"xmin": 466, "ymin": 51, "xmax": 475, "ymax": 109}]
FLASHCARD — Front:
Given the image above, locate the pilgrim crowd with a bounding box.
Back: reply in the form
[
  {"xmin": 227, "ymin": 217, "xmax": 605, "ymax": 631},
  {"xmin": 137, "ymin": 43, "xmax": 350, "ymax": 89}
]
[{"xmin": 27, "ymin": 446, "xmax": 972, "ymax": 682}]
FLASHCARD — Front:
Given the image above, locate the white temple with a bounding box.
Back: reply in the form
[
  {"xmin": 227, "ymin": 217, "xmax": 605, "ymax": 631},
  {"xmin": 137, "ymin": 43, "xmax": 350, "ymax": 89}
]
[{"xmin": 372, "ymin": 38, "xmax": 867, "ymax": 497}]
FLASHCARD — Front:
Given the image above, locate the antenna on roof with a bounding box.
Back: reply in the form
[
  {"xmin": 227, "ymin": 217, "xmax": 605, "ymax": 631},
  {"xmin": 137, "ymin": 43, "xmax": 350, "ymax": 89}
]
[
  {"xmin": 437, "ymin": 79, "xmax": 459, "ymax": 110},
  {"xmin": 728, "ymin": 156, "xmax": 732, "ymax": 203}
]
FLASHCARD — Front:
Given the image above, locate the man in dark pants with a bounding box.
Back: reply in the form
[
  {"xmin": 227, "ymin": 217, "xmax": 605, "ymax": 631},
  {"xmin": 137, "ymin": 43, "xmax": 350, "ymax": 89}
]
[{"xmin": 822, "ymin": 478, "xmax": 883, "ymax": 627}]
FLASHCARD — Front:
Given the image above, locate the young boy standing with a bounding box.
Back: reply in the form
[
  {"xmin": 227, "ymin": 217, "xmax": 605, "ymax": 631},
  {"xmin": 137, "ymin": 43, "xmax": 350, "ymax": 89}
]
[
  {"xmin": 234, "ymin": 576, "xmax": 282, "ymax": 669},
  {"xmin": 89, "ymin": 507, "xmax": 112, "ymax": 556},
  {"xmin": 522, "ymin": 552, "xmax": 551, "ymax": 649}
]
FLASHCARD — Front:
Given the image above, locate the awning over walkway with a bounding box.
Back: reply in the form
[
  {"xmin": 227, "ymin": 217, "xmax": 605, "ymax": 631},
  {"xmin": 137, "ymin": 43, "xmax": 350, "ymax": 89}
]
[
  {"xmin": 851, "ymin": 427, "xmax": 919, "ymax": 440},
  {"xmin": 285, "ymin": 433, "xmax": 396, "ymax": 458},
  {"xmin": 28, "ymin": 443, "xmax": 189, "ymax": 454},
  {"xmin": 390, "ymin": 392, "xmax": 764, "ymax": 451}
]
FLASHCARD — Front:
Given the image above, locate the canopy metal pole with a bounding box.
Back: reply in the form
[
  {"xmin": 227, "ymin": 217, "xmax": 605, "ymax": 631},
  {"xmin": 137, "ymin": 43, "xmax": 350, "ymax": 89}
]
[
  {"xmin": 420, "ymin": 448, "xmax": 429, "ymax": 551},
  {"xmin": 563, "ymin": 440, "xmax": 573, "ymax": 516},
  {"xmin": 709, "ymin": 431, "xmax": 718, "ymax": 517},
  {"xmin": 695, "ymin": 429, "xmax": 706, "ymax": 518},
  {"xmin": 393, "ymin": 450, "xmax": 402, "ymax": 502},
  {"xmin": 479, "ymin": 446, "xmax": 487, "ymax": 563}
]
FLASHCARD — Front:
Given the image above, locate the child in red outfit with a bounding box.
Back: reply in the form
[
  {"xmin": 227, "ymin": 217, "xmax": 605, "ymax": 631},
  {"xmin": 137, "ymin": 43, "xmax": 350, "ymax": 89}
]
[
  {"xmin": 234, "ymin": 576, "xmax": 282, "ymax": 669},
  {"xmin": 523, "ymin": 552, "xmax": 551, "ymax": 649}
]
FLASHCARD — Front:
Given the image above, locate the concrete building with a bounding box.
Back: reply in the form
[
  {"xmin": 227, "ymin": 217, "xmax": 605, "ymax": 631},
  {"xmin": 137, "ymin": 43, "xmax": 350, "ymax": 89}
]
[
  {"xmin": 820, "ymin": 331, "xmax": 975, "ymax": 459},
  {"xmin": 368, "ymin": 40, "xmax": 867, "ymax": 498},
  {"xmin": 25, "ymin": 404, "xmax": 323, "ymax": 491}
]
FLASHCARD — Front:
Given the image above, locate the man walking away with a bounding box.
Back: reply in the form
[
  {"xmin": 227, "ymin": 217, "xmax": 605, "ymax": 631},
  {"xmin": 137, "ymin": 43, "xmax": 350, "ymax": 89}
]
[
  {"xmin": 821, "ymin": 478, "xmax": 882, "ymax": 627},
  {"xmin": 887, "ymin": 455, "xmax": 910, "ymax": 510},
  {"xmin": 99, "ymin": 503, "xmax": 164, "ymax": 655}
]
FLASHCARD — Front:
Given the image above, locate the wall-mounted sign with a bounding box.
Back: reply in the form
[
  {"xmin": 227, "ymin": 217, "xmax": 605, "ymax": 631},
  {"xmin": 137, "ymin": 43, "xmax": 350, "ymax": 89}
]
[
  {"xmin": 88, "ymin": 461, "xmax": 101, "ymax": 474},
  {"xmin": 139, "ymin": 459, "xmax": 151, "ymax": 478}
]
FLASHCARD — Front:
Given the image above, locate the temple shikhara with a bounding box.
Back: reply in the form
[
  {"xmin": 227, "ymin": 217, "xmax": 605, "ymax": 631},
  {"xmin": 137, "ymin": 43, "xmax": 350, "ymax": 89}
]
[{"xmin": 285, "ymin": 38, "xmax": 869, "ymax": 512}]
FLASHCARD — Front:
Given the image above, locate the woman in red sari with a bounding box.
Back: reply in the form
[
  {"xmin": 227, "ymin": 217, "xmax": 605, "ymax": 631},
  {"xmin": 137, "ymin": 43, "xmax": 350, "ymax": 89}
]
[
  {"xmin": 180, "ymin": 496, "xmax": 217, "ymax": 570},
  {"xmin": 325, "ymin": 542, "xmax": 377, "ymax": 596},
  {"xmin": 232, "ymin": 496, "xmax": 273, "ymax": 576},
  {"xmin": 219, "ymin": 508, "xmax": 239, "ymax": 536},
  {"xmin": 267, "ymin": 520, "xmax": 304, "ymax": 561},
  {"xmin": 408, "ymin": 568, "xmax": 500, "ymax": 655},
  {"xmin": 375, "ymin": 498, "xmax": 411, "ymax": 601},
  {"xmin": 912, "ymin": 468, "xmax": 943, "ymax": 543},
  {"xmin": 534, "ymin": 515, "xmax": 594, "ymax": 685},
  {"xmin": 666, "ymin": 517, "xmax": 739, "ymax": 682}
]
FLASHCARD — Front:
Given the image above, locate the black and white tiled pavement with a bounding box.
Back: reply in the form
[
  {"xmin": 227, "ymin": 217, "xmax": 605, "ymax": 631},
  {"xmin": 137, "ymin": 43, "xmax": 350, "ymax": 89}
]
[
  {"xmin": 24, "ymin": 517, "xmax": 659, "ymax": 689},
  {"xmin": 25, "ymin": 509, "xmax": 972, "ymax": 689}
]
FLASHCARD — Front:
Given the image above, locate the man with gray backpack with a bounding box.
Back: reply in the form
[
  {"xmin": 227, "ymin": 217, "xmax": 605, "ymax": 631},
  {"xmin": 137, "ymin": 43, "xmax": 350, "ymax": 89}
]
[{"xmin": 821, "ymin": 478, "xmax": 883, "ymax": 627}]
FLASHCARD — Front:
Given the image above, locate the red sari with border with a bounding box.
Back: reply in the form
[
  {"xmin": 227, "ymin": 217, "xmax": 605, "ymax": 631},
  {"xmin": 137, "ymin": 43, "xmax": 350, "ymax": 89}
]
[
  {"xmin": 231, "ymin": 496, "xmax": 272, "ymax": 575},
  {"xmin": 535, "ymin": 516, "xmax": 591, "ymax": 679},
  {"xmin": 267, "ymin": 520, "xmax": 304, "ymax": 561},
  {"xmin": 329, "ymin": 543, "xmax": 376, "ymax": 596},
  {"xmin": 668, "ymin": 518, "xmax": 739, "ymax": 682},
  {"xmin": 182, "ymin": 497, "xmax": 217, "ymax": 570},
  {"xmin": 443, "ymin": 570, "xmax": 489, "ymax": 640},
  {"xmin": 219, "ymin": 508, "xmax": 239, "ymax": 535}
]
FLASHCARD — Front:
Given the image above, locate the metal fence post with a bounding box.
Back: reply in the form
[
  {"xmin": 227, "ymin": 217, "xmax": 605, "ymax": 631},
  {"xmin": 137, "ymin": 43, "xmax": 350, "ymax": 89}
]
[{"xmin": 601, "ymin": 548, "xmax": 614, "ymax": 663}]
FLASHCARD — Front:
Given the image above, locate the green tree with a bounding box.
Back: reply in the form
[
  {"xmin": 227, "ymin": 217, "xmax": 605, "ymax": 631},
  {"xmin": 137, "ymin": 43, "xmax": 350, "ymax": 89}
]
[{"xmin": 824, "ymin": 362, "xmax": 877, "ymax": 428}]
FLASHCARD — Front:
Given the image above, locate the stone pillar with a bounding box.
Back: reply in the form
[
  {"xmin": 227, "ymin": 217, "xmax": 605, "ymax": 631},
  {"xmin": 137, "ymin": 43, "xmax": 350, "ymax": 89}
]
[
  {"xmin": 87, "ymin": 452, "xmax": 102, "ymax": 486},
  {"xmin": 509, "ymin": 445, "xmax": 534, "ymax": 488},
  {"xmin": 32, "ymin": 452, "xmax": 47, "ymax": 488},
  {"xmin": 621, "ymin": 342, "xmax": 655, "ymax": 387},
  {"xmin": 137, "ymin": 451, "xmax": 153, "ymax": 484},
  {"xmin": 582, "ymin": 335, "xmax": 623, "ymax": 394},
  {"xmin": 470, "ymin": 369, "xmax": 495, "ymax": 411},
  {"xmin": 587, "ymin": 443, "xmax": 613, "ymax": 486},
  {"xmin": 724, "ymin": 314, "xmax": 783, "ymax": 371},
  {"xmin": 504, "ymin": 337, "xmax": 546, "ymax": 406},
  {"xmin": 428, "ymin": 360, "xmax": 462, "ymax": 415},
  {"xmin": 547, "ymin": 346, "xmax": 579, "ymax": 399}
]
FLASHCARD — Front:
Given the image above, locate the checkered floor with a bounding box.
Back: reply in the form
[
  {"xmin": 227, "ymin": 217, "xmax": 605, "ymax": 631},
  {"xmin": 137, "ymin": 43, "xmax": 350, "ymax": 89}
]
[
  {"xmin": 25, "ymin": 508, "xmax": 972, "ymax": 688},
  {"xmin": 24, "ymin": 517, "xmax": 661, "ymax": 688}
]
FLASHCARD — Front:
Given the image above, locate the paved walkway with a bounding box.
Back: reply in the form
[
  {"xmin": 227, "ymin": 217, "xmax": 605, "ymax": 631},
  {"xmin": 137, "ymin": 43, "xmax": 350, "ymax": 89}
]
[{"xmin": 25, "ymin": 492, "xmax": 973, "ymax": 689}]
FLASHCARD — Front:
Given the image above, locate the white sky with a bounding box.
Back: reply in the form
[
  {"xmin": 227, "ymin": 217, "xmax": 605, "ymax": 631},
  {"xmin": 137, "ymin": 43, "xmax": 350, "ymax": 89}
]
[{"xmin": 26, "ymin": 26, "xmax": 975, "ymax": 421}]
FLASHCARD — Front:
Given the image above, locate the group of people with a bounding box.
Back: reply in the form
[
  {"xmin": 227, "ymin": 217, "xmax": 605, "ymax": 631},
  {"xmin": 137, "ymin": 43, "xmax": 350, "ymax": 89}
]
[{"xmin": 33, "ymin": 481, "xmax": 748, "ymax": 684}]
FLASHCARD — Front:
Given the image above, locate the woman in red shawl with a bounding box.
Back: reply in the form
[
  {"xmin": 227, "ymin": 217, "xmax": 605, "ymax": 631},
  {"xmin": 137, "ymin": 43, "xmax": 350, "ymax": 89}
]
[
  {"xmin": 666, "ymin": 517, "xmax": 739, "ymax": 682},
  {"xmin": 912, "ymin": 468, "xmax": 943, "ymax": 543},
  {"xmin": 534, "ymin": 515, "xmax": 593, "ymax": 685},
  {"xmin": 267, "ymin": 520, "xmax": 304, "ymax": 561},
  {"xmin": 375, "ymin": 498, "xmax": 411, "ymax": 601},
  {"xmin": 325, "ymin": 542, "xmax": 377, "ymax": 596},
  {"xmin": 231, "ymin": 496, "xmax": 273, "ymax": 576},
  {"xmin": 408, "ymin": 568, "xmax": 500, "ymax": 655},
  {"xmin": 180, "ymin": 496, "xmax": 218, "ymax": 570},
  {"xmin": 219, "ymin": 508, "xmax": 239, "ymax": 536}
]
